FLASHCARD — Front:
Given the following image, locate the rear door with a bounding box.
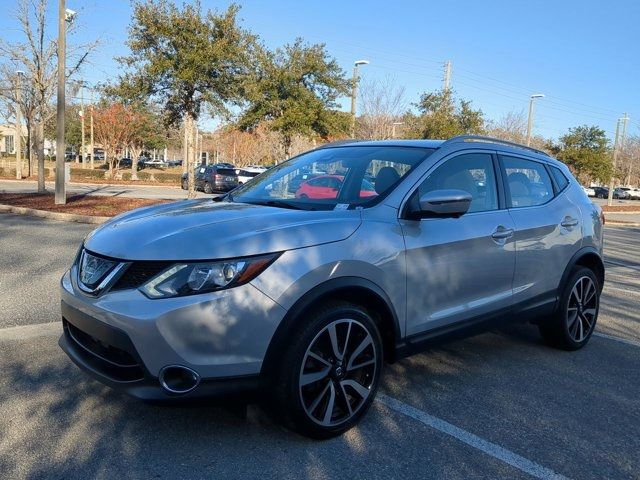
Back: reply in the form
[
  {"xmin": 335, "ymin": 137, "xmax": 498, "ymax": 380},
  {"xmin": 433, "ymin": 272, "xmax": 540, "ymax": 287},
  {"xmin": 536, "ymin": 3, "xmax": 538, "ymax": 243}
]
[
  {"xmin": 401, "ymin": 151, "xmax": 516, "ymax": 336},
  {"xmin": 499, "ymin": 154, "xmax": 582, "ymax": 311}
]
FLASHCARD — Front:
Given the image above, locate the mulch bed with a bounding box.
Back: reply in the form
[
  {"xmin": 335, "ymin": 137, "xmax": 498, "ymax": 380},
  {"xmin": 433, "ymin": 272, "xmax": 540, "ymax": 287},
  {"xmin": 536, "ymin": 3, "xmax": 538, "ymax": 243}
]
[
  {"xmin": 0, "ymin": 193, "xmax": 168, "ymax": 217},
  {"xmin": 601, "ymin": 204, "xmax": 640, "ymax": 213}
]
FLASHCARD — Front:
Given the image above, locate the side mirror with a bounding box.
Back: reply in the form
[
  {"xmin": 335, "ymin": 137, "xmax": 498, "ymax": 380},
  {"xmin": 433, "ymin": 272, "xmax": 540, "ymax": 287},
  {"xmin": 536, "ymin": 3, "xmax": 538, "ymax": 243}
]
[{"xmin": 413, "ymin": 189, "xmax": 472, "ymax": 218}]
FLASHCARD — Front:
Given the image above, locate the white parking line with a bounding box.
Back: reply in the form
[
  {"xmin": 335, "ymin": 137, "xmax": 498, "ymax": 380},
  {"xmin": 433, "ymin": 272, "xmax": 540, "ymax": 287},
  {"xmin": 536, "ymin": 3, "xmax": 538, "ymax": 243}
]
[
  {"xmin": 0, "ymin": 322, "xmax": 61, "ymax": 342},
  {"xmin": 593, "ymin": 332, "xmax": 640, "ymax": 349},
  {"xmin": 603, "ymin": 285, "xmax": 640, "ymax": 296},
  {"xmin": 377, "ymin": 394, "xmax": 568, "ymax": 480},
  {"xmin": 604, "ymin": 259, "xmax": 640, "ymax": 271}
]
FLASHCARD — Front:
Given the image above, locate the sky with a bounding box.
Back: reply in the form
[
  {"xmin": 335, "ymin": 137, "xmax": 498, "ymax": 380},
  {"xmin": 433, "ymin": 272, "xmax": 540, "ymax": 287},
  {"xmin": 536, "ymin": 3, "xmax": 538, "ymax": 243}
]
[{"xmin": 1, "ymin": 0, "xmax": 639, "ymax": 141}]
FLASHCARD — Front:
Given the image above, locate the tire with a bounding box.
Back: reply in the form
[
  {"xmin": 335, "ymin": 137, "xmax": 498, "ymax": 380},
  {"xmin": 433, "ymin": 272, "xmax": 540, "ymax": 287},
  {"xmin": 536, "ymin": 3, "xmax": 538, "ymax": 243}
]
[
  {"xmin": 181, "ymin": 179, "xmax": 188, "ymax": 190},
  {"xmin": 539, "ymin": 267, "xmax": 600, "ymax": 350},
  {"xmin": 203, "ymin": 182, "xmax": 213, "ymax": 194},
  {"xmin": 273, "ymin": 301, "xmax": 383, "ymax": 439}
]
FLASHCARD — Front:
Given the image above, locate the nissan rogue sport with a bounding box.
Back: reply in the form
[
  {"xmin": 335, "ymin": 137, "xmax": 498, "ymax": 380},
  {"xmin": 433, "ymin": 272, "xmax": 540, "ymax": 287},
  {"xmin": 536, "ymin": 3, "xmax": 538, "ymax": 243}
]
[{"xmin": 59, "ymin": 135, "xmax": 605, "ymax": 438}]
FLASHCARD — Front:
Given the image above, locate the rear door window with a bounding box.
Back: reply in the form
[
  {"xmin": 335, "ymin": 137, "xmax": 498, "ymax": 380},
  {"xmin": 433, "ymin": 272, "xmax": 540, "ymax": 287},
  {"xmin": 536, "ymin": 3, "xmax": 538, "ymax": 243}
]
[{"xmin": 500, "ymin": 156, "xmax": 554, "ymax": 208}]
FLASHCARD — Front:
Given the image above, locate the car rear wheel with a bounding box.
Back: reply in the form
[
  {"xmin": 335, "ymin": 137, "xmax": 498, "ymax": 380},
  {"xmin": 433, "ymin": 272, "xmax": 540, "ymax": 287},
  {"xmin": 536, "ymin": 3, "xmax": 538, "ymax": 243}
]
[
  {"xmin": 273, "ymin": 301, "xmax": 383, "ymax": 438},
  {"xmin": 539, "ymin": 267, "xmax": 600, "ymax": 350},
  {"xmin": 203, "ymin": 182, "xmax": 213, "ymax": 194},
  {"xmin": 181, "ymin": 179, "xmax": 187, "ymax": 190}
]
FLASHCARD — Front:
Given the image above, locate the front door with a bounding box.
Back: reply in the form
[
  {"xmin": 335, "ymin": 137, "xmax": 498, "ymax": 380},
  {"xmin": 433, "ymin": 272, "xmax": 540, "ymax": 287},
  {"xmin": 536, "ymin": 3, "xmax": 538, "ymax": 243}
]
[{"xmin": 401, "ymin": 151, "xmax": 516, "ymax": 337}]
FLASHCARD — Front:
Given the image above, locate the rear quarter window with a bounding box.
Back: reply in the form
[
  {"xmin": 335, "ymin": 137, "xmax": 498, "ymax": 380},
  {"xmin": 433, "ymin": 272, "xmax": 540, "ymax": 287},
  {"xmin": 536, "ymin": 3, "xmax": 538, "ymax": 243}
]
[{"xmin": 550, "ymin": 166, "xmax": 569, "ymax": 192}]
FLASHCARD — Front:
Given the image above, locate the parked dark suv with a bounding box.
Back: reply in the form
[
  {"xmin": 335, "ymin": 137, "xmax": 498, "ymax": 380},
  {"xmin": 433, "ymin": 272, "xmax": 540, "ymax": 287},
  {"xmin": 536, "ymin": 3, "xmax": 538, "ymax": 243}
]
[{"xmin": 181, "ymin": 164, "xmax": 239, "ymax": 193}]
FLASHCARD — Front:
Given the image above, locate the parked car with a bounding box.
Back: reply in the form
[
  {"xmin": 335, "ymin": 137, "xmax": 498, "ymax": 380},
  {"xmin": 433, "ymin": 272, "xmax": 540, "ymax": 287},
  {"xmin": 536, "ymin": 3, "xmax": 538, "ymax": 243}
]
[
  {"xmin": 581, "ymin": 186, "xmax": 596, "ymax": 197},
  {"xmin": 59, "ymin": 136, "xmax": 604, "ymax": 439},
  {"xmin": 119, "ymin": 158, "xmax": 133, "ymax": 168},
  {"xmin": 166, "ymin": 159, "xmax": 183, "ymax": 167},
  {"xmin": 236, "ymin": 165, "xmax": 268, "ymax": 184},
  {"xmin": 143, "ymin": 158, "xmax": 168, "ymax": 168},
  {"xmin": 618, "ymin": 186, "xmax": 640, "ymax": 200},
  {"xmin": 287, "ymin": 171, "xmax": 323, "ymax": 194},
  {"xmin": 593, "ymin": 186, "xmax": 609, "ymax": 198},
  {"xmin": 613, "ymin": 187, "xmax": 630, "ymax": 199},
  {"xmin": 181, "ymin": 164, "xmax": 238, "ymax": 193},
  {"xmin": 295, "ymin": 174, "xmax": 377, "ymax": 199}
]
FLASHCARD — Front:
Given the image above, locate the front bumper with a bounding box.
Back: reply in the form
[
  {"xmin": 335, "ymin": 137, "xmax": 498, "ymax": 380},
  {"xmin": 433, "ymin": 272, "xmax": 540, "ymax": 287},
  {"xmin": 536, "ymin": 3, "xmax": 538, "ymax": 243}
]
[{"xmin": 59, "ymin": 269, "xmax": 286, "ymax": 400}]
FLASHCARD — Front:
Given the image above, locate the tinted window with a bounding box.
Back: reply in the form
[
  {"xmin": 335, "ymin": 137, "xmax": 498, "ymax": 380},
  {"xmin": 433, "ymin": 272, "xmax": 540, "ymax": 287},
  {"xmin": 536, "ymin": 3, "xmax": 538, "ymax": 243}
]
[
  {"xmin": 416, "ymin": 153, "xmax": 498, "ymax": 213},
  {"xmin": 502, "ymin": 156, "xmax": 554, "ymax": 207},
  {"xmin": 550, "ymin": 166, "xmax": 569, "ymax": 192}
]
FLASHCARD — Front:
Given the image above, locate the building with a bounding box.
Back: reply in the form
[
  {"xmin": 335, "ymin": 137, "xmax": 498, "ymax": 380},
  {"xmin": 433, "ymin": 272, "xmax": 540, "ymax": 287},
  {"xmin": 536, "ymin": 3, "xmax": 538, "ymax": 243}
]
[{"xmin": 0, "ymin": 124, "xmax": 28, "ymax": 156}]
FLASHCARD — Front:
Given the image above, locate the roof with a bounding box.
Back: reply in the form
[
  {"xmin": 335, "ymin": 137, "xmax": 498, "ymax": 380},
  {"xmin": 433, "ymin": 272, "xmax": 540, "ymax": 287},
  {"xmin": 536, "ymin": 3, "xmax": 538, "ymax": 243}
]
[
  {"xmin": 319, "ymin": 135, "xmax": 554, "ymax": 162},
  {"xmin": 319, "ymin": 139, "xmax": 445, "ymax": 149}
]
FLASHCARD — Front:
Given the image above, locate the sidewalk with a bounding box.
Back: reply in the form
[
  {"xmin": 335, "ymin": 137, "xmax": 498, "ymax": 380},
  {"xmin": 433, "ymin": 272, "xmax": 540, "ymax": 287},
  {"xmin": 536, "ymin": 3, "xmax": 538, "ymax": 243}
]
[{"xmin": 0, "ymin": 179, "xmax": 207, "ymax": 200}]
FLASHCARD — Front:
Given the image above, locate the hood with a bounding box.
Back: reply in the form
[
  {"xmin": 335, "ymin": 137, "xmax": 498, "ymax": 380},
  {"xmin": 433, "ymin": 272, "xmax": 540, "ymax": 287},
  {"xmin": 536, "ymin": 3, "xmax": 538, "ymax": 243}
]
[{"xmin": 83, "ymin": 199, "xmax": 362, "ymax": 261}]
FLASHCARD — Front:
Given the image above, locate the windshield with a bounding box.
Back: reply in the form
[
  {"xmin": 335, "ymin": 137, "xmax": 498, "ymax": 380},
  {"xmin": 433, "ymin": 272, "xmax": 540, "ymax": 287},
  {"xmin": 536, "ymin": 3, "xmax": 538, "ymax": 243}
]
[{"xmin": 228, "ymin": 146, "xmax": 435, "ymax": 210}]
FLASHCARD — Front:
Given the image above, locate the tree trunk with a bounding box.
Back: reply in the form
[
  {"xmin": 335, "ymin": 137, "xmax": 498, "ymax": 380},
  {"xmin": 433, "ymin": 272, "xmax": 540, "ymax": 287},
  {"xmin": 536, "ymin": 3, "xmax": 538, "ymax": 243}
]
[
  {"xmin": 186, "ymin": 114, "xmax": 196, "ymax": 199},
  {"xmin": 36, "ymin": 120, "xmax": 46, "ymax": 193},
  {"xmin": 131, "ymin": 145, "xmax": 140, "ymax": 181}
]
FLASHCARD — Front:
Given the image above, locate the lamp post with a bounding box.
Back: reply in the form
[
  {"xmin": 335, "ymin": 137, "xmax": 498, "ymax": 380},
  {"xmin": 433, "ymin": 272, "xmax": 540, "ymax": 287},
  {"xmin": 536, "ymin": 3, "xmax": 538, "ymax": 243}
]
[
  {"xmin": 350, "ymin": 59, "xmax": 369, "ymax": 138},
  {"xmin": 55, "ymin": 3, "xmax": 77, "ymax": 204},
  {"xmin": 15, "ymin": 70, "xmax": 24, "ymax": 180},
  {"xmin": 525, "ymin": 93, "xmax": 545, "ymax": 146}
]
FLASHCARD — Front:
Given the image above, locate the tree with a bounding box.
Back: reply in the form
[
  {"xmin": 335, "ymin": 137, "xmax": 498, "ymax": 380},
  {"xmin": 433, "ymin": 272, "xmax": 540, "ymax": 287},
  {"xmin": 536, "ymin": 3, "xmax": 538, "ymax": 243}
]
[
  {"xmin": 405, "ymin": 89, "xmax": 485, "ymax": 139},
  {"xmin": 0, "ymin": 0, "xmax": 96, "ymax": 191},
  {"xmin": 486, "ymin": 110, "xmax": 527, "ymax": 143},
  {"xmin": 93, "ymin": 103, "xmax": 139, "ymax": 177},
  {"xmin": 238, "ymin": 38, "xmax": 351, "ymax": 157},
  {"xmin": 120, "ymin": 0, "xmax": 253, "ymax": 198},
  {"xmin": 356, "ymin": 76, "xmax": 406, "ymax": 140},
  {"xmin": 554, "ymin": 125, "xmax": 611, "ymax": 183}
]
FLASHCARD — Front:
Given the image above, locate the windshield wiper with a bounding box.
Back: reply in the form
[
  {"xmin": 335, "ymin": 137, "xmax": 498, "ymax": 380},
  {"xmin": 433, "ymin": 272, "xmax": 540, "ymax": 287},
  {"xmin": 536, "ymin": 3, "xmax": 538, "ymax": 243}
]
[{"xmin": 248, "ymin": 199, "xmax": 305, "ymax": 210}]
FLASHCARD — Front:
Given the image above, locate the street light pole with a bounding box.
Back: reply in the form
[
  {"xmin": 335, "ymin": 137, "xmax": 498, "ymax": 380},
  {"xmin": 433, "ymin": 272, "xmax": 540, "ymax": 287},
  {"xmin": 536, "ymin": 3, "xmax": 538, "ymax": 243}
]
[
  {"xmin": 15, "ymin": 71, "xmax": 24, "ymax": 180},
  {"xmin": 55, "ymin": 4, "xmax": 76, "ymax": 204},
  {"xmin": 55, "ymin": 0, "xmax": 67, "ymax": 204},
  {"xmin": 526, "ymin": 93, "xmax": 545, "ymax": 146},
  {"xmin": 350, "ymin": 59, "xmax": 369, "ymax": 138}
]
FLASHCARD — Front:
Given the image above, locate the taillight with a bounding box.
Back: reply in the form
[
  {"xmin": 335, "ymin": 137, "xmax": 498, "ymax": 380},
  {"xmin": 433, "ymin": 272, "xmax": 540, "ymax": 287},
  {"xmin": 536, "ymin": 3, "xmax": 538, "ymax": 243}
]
[{"xmin": 214, "ymin": 174, "xmax": 222, "ymax": 180}]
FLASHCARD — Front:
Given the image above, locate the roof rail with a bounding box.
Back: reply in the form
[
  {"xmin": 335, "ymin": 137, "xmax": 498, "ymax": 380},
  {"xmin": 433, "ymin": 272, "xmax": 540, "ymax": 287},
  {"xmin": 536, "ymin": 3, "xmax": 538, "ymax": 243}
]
[
  {"xmin": 442, "ymin": 135, "xmax": 550, "ymax": 157},
  {"xmin": 315, "ymin": 139, "xmax": 363, "ymax": 149}
]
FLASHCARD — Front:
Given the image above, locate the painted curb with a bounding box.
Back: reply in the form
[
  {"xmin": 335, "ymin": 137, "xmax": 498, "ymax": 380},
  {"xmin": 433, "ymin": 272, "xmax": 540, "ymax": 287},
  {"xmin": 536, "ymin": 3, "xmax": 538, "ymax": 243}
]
[
  {"xmin": 0, "ymin": 204, "xmax": 109, "ymax": 224},
  {"xmin": 606, "ymin": 221, "xmax": 640, "ymax": 227}
]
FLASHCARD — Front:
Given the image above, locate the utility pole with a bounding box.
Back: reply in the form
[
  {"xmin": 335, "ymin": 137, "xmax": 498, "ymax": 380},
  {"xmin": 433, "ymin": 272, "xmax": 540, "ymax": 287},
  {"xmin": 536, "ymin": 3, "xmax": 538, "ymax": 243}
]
[
  {"xmin": 443, "ymin": 60, "xmax": 452, "ymax": 93},
  {"xmin": 526, "ymin": 93, "xmax": 545, "ymax": 146},
  {"xmin": 89, "ymin": 97, "xmax": 94, "ymax": 170},
  {"xmin": 15, "ymin": 71, "xmax": 24, "ymax": 180},
  {"xmin": 350, "ymin": 59, "xmax": 369, "ymax": 138},
  {"xmin": 182, "ymin": 116, "xmax": 188, "ymax": 174},
  {"xmin": 79, "ymin": 81, "xmax": 86, "ymax": 168},
  {"xmin": 606, "ymin": 114, "xmax": 629, "ymax": 206}
]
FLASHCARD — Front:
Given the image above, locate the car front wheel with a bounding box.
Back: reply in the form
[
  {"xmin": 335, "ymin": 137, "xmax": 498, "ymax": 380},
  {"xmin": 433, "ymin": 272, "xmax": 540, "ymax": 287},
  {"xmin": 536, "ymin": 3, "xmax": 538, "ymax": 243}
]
[{"xmin": 274, "ymin": 301, "xmax": 383, "ymax": 438}]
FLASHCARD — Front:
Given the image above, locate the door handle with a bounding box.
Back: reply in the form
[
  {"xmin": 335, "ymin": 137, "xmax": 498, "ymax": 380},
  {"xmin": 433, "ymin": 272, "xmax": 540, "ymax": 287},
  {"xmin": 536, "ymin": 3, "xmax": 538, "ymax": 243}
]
[
  {"xmin": 491, "ymin": 226, "xmax": 514, "ymax": 240},
  {"xmin": 561, "ymin": 217, "xmax": 579, "ymax": 228}
]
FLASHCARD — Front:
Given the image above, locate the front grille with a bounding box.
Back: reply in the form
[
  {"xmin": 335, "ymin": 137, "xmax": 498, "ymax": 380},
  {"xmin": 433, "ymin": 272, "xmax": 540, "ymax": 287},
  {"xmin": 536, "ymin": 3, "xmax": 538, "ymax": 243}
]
[
  {"xmin": 111, "ymin": 261, "xmax": 172, "ymax": 291},
  {"xmin": 64, "ymin": 319, "xmax": 145, "ymax": 382}
]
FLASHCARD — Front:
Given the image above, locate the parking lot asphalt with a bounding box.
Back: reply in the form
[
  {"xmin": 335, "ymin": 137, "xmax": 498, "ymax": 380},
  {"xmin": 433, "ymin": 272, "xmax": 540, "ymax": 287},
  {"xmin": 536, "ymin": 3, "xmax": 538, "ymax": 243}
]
[{"xmin": 0, "ymin": 213, "xmax": 638, "ymax": 479}]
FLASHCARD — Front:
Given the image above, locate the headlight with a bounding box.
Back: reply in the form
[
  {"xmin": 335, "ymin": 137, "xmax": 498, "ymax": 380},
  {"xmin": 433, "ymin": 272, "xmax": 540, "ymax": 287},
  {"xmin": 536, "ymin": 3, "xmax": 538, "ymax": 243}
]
[{"xmin": 139, "ymin": 253, "xmax": 280, "ymax": 299}]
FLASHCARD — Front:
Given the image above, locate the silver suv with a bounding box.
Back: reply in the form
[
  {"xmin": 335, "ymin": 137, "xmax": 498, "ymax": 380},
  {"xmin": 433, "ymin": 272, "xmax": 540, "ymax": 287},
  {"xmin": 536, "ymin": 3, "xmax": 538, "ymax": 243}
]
[{"xmin": 59, "ymin": 136, "xmax": 605, "ymax": 438}]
